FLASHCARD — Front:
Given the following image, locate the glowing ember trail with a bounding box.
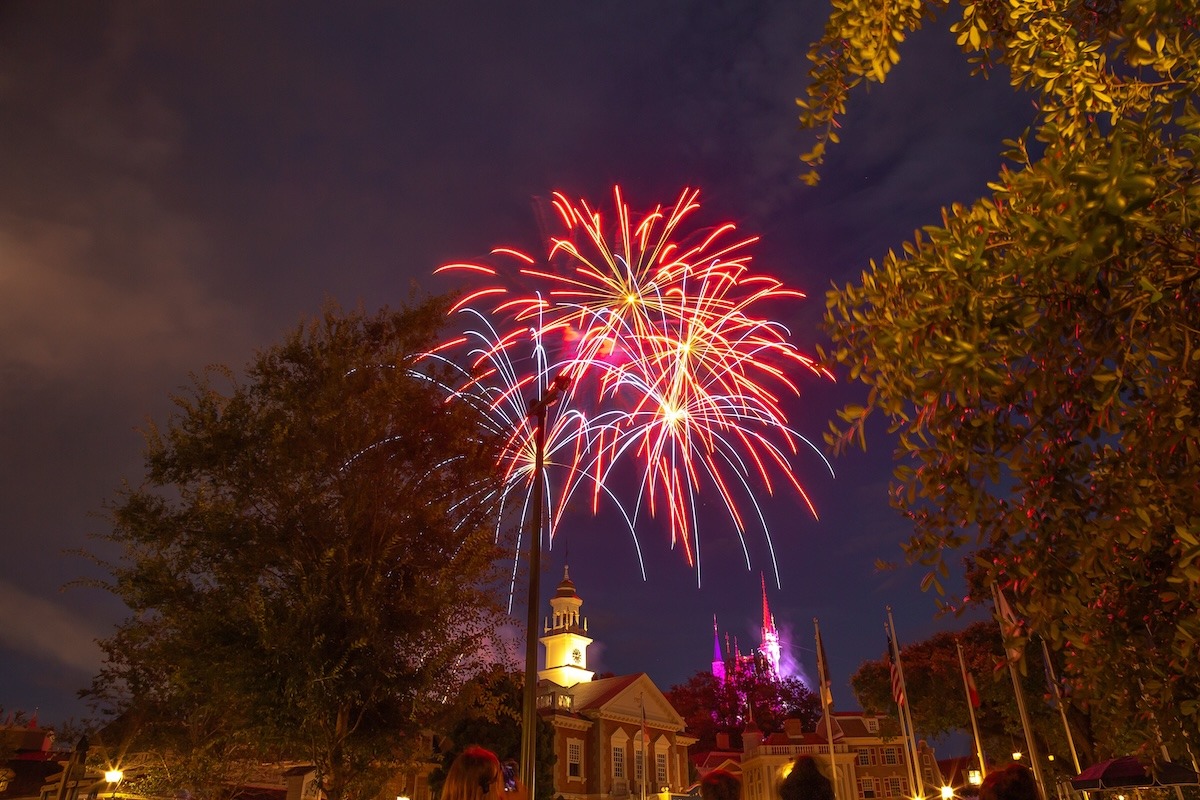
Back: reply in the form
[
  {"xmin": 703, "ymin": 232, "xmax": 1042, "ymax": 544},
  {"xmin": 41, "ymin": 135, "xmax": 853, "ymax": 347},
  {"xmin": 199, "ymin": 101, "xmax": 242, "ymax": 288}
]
[{"xmin": 431, "ymin": 187, "xmax": 833, "ymax": 586}]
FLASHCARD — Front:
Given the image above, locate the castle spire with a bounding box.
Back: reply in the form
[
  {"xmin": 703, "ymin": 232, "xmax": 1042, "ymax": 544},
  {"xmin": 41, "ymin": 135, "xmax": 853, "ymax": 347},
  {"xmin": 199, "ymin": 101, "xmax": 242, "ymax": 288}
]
[
  {"xmin": 759, "ymin": 573, "xmax": 782, "ymax": 680},
  {"xmin": 761, "ymin": 573, "xmax": 776, "ymax": 636},
  {"xmin": 712, "ymin": 614, "xmax": 727, "ymax": 685}
]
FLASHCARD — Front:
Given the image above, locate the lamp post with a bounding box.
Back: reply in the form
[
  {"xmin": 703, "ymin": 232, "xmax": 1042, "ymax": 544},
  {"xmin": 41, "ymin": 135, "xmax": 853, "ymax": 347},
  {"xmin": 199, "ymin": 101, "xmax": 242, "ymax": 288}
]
[
  {"xmin": 55, "ymin": 736, "xmax": 89, "ymax": 800},
  {"xmin": 519, "ymin": 373, "xmax": 570, "ymax": 799},
  {"xmin": 104, "ymin": 769, "xmax": 123, "ymax": 800}
]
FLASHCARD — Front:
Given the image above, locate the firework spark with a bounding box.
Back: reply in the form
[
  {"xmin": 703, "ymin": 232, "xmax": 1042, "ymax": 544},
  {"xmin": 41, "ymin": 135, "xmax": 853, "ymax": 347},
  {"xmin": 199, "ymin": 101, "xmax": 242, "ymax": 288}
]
[
  {"xmin": 433, "ymin": 187, "xmax": 833, "ymax": 585},
  {"xmin": 421, "ymin": 306, "xmax": 647, "ymax": 607}
]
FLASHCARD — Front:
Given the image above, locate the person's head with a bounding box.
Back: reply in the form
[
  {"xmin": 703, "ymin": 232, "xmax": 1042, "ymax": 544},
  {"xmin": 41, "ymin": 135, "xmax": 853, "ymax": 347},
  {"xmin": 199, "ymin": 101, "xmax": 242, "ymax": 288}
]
[
  {"xmin": 779, "ymin": 756, "xmax": 834, "ymax": 800},
  {"xmin": 442, "ymin": 746, "xmax": 504, "ymax": 800},
  {"xmin": 980, "ymin": 764, "xmax": 1040, "ymax": 800},
  {"xmin": 700, "ymin": 769, "xmax": 741, "ymax": 800}
]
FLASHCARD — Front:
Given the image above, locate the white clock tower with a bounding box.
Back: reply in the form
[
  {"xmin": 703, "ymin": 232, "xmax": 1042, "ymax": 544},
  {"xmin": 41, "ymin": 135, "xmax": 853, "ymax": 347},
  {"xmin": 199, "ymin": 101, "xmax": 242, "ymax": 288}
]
[{"xmin": 538, "ymin": 566, "xmax": 595, "ymax": 687}]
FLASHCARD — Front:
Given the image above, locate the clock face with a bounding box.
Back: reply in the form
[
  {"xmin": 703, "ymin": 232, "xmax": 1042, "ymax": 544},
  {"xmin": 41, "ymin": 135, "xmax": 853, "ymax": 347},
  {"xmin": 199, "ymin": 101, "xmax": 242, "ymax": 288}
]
[{"xmin": 571, "ymin": 648, "xmax": 582, "ymax": 664}]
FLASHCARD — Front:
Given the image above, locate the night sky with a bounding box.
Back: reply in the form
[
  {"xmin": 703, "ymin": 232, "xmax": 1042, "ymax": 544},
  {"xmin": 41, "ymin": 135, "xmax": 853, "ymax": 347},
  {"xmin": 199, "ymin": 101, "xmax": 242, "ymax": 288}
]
[{"xmin": 0, "ymin": 2, "xmax": 1033, "ymax": 731}]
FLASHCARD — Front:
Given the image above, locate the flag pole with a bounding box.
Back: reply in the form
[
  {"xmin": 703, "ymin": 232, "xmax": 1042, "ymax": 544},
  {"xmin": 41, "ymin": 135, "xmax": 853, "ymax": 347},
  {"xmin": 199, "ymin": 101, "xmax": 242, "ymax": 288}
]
[
  {"xmin": 640, "ymin": 692, "xmax": 647, "ymax": 800},
  {"xmin": 956, "ymin": 639, "xmax": 987, "ymax": 781},
  {"xmin": 886, "ymin": 623, "xmax": 921, "ymax": 796},
  {"xmin": 1039, "ymin": 638, "xmax": 1081, "ymax": 774},
  {"xmin": 814, "ymin": 618, "xmax": 841, "ymax": 800},
  {"xmin": 887, "ymin": 608, "xmax": 925, "ymax": 800},
  {"xmin": 992, "ymin": 584, "xmax": 1050, "ymax": 800}
]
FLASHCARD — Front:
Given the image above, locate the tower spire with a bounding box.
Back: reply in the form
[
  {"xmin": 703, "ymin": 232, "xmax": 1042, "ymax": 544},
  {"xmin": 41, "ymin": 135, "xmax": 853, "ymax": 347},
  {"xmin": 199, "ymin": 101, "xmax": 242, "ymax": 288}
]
[
  {"xmin": 761, "ymin": 573, "xmax": 776, "ymax": 636},
  {"xmin": 759, "ymin": 573, "xmax": 782, "ymax": 680},
  {"xmin": 712, "ymin": 614, "xmax": 727, "ymax": 685}
]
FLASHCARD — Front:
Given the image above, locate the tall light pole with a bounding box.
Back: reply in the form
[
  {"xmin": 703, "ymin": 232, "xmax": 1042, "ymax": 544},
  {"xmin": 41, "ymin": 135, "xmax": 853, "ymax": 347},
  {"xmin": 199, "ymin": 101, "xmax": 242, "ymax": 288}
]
[
  {"xmin": 55, "ymin": 736, "xmax": 89, "ymax": 800},
  {"xmin": 520, "ymin": 373, "xmax": 569, "ymax": 799}
]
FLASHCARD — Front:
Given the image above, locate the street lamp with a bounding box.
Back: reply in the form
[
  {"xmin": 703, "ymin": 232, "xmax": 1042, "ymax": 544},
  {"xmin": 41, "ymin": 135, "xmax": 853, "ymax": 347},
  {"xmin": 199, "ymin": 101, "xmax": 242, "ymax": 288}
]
[{"xmin": 519, "ymin": 373, "xmax": 570, "ymax": 800}]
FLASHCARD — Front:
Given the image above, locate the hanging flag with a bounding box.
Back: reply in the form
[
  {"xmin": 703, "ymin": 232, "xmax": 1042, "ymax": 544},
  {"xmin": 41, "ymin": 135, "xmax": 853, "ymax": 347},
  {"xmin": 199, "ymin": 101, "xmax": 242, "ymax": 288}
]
[
  {"xmin": 1043, "ymin": 653, "xmax": 1059, "ymax": 708},
  {"xmin": 965, "ymin": 670, "xmax": 980, "ymax": 708},
  {"xmin": 814, "ymin": 618, "xmax": 842, "ymax": 800},
  {"xmin": 640, "ymin": 693, "xmax": 648, "ymax": 743},
  {"xmin": 887, "ymin": 632, "xmax": 905, "ymax": 707},
  {"xmin": 816, "ymin": 626, "xmax": 834, "ymax": 707},
  {"xmin": 994, "ymin": 585, "xmax": 1025, "ymax": 661}
]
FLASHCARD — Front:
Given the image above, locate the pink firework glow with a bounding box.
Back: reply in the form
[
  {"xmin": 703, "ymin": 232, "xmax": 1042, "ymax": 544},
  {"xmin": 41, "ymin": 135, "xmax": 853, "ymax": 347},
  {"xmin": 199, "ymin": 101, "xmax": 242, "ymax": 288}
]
[{"xmin": 432, "ymin": 187, "xmax": 833, "ymax": 585}]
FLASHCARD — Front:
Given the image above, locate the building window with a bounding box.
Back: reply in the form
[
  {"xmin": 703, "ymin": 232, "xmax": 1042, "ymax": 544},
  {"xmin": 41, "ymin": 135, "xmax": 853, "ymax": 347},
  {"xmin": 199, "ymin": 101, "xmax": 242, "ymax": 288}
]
[
  {"xmin": 656, "ymin": 753, "xmax": 668, "ymax": 787},
  {"xmin": 885, "ymin": 778, "xmax": 903, "ymax": 797},
  {"xmin": 858, "ymin": 779, "xmax": 877, "ymax": 799},
  {"xmin": 924, "ymin": 769, "xmax": 934, "ymax": 785},
  {"xmin": 613, "ymin": 746, "xmax": 625, "ymax": 779},
  {"xmin": 635, "ymin": 751, "xmax": 644, "ymax": 783},
  {"xmin": 883, "ymin": 747, "xmax": 898, "ymax": 765},
  {"xmin": 568, "ymin": 741, "xmax": 582, "ymax": 778},
  {"xmin": 557, "ymin": 694, "xmax": 573, "ymax": 710},
  {"xmin": 866, "ymin": 717, "xmax": 879, "ymax": 732},
  {"xmin": 857, "ymin": 749, "xmax": 871, "ymax": 766}
]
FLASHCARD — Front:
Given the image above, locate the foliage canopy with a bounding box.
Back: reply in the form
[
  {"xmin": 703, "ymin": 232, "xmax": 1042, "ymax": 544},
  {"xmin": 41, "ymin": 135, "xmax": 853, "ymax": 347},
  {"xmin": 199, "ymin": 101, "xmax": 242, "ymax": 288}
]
[
  {"xmin": 848, "ymin": 622, "xmax": 1136, "ymax": 772},
  {"xmin": 666, "ymin": 670, "xmax": 820, "ymax": 753},
  {"xmin": 86, "ymin": 300, "xmax": 508, "ymax": 800},
  {"xmin": 800, "ymin": 0, "xmax": 1200, "ymax": 755}
]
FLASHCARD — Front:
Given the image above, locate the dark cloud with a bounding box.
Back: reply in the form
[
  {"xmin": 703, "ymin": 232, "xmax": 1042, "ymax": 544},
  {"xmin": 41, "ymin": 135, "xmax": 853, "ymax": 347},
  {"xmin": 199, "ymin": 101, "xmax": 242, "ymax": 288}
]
[{"xmin": 0, "ymin": 1, "xmax": 1022, "ymax": 725}]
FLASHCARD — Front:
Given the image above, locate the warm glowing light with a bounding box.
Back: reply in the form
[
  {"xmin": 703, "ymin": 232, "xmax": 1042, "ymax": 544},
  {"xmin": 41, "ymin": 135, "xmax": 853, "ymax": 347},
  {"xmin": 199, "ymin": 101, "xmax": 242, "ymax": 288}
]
[
  {"xmin": 940, "ymin": 786, "xmax": 954, "ymax": 800},
  {"xmin": 104, "ymin": 770, "xmax": 123, "ymax": 784},
  {"xmin": 1012, "ymin": 751, "xmax": 1023, "ymax": 761},
  {"xmin": 968, "ymin": 771, "xmax": 983, "ymax": 786},
  {"xmin": 430, "ymin": 187, "xmax": 834, "ymax": 584}
]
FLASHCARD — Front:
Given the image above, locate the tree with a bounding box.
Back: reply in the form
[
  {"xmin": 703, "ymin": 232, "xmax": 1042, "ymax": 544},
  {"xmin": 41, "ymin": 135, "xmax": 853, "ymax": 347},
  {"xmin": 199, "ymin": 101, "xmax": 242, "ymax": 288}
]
[
  {"xmin": 850, "ymin": 621, "xmax": 1117, "ymax": 776},
  {"xmin": 426, "ymin": 668, "xmax": 556, "ymax": 800},
  {"xmin": 85, "ymin": 300, "xmax": 509, "ymax": 800},
  {"xmin": 800, "ymin": 0, "xmax": 1200, "ymax": 755},
  {"xmin": 666, "ymin": 670, "xmax": 820, "ymax": 752}
]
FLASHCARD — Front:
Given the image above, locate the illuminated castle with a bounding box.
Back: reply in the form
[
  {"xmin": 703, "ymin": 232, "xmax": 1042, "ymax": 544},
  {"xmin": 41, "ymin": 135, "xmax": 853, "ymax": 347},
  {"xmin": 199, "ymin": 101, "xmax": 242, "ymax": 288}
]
[{"xmin": 711, "ymin": 574, "xmax": 782, "ymax": 685}]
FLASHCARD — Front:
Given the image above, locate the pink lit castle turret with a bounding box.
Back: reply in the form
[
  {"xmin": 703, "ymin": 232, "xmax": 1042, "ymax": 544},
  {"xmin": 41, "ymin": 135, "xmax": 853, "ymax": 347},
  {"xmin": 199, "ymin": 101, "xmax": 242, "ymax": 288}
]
[
  {"xmin": 759, "ymin": 574, "xmax": 782, "ymax": 680},
  {"xmin": 712, "ymin": 574, "xmax": 784, "ymax": 685},
  {"xmin": 712, "ymin": 615, "xmax": 727, "ymax": 684}
]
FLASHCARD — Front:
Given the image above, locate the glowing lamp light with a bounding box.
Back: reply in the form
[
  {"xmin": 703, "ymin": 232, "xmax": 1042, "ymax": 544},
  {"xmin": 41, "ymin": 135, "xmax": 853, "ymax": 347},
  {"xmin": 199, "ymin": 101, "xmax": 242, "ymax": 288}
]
[
  {"xmin": 397, "ymin": 795, "xmax": 411, "ymax": 800},
  {"xmin": 968, "ymin": 770, "xmax": 983, "ymax": 786},
  {"xmin": 104, "ymin": 770, "xmax": 123, "ymax": 784},
  {"xmin": 1012, "ymin": 751, "xmax": 1023, "ymax": 761},
  {"xmin": 940, "ymin": 787, "xmax": 954, "ymax": 800}
]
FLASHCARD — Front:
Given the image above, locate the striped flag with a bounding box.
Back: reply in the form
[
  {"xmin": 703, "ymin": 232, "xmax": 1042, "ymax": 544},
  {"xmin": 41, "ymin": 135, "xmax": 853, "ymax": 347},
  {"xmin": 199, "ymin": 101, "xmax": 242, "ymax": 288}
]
[{"xmin": 887, "ymin": 632, "xmax": 905, "ymax": 707}]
